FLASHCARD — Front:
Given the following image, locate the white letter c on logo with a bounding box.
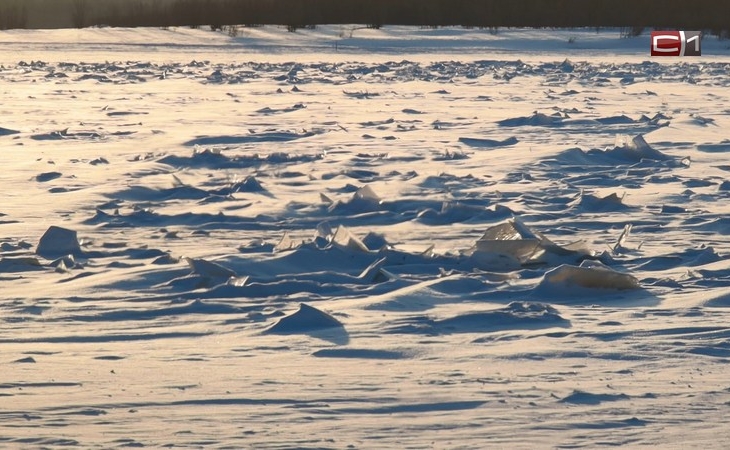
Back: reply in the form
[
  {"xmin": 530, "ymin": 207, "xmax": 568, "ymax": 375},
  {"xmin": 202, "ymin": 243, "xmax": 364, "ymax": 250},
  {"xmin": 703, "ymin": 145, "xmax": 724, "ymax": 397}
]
[{"xmin": 653, "ymin": 35, "xmax": 679, "ymax": 52}]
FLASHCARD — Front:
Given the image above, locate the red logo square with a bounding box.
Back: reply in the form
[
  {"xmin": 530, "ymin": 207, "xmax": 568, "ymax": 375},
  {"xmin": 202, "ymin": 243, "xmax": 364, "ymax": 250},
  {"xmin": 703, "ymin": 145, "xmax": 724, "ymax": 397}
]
[{"xmin": 651, "ymin": 31, "xmax": 682, "ymax": 56}]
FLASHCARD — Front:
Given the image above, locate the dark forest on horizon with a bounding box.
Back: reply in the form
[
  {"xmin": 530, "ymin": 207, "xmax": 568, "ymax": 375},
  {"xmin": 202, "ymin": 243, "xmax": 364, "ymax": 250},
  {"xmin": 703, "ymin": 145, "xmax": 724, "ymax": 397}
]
[{"xmin": 1, "ymin": 0, "xmax": 728, "ymax": 36}]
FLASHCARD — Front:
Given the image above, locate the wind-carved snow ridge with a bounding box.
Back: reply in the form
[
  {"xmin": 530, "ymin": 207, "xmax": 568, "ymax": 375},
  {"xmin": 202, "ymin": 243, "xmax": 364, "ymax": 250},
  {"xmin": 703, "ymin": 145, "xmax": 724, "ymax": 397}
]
[
  {"xmin": 4, "ymin": 59, "xmax": 730, "ymax": 86},
  {"xmin": 542, "ymin": 134, "xmax": 685, "ymax": 169},
  {"xmin": 0, "ymin": 126, "xmax": 20, "ymax": 136},
  {"xmin": 497, "ymin": 112, "xmax": 670, "ymax": 134},
  {"xmin": 133, "ymin": 217, "xmax": 649, "ymax": 307},
  {"xmin": 386, "ymin": 301, "xmax": 570, "ymax": 335},
  {"xmin": 182, "ymin": 129, "xmax": 324, "ymax": 147}
]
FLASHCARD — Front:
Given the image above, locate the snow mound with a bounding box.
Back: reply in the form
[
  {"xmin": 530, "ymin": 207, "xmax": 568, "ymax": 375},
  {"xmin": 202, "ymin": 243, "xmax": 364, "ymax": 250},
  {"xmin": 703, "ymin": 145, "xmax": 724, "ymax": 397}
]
[
  {"xmin": 606, "ymin": 134, "xmax": 672, "ymax": 162},
  {"xmin": 36, "ymin": 226, "xmax": 82, "ymax": 259},
  {"xmin": 537, "ymin": 260, "xmax": 640, "ymax": 293},
  {"xmin": 265, "ymin": 303, "xmax": 345, "ymax": 334}
]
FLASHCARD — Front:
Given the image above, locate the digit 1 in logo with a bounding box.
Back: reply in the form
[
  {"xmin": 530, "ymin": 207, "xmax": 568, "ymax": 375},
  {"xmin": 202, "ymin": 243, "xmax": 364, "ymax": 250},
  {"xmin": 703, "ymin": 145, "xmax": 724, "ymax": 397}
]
[
  {"xmin": 651, "ymin": 31, "xmax": 702, "ymax": 56},
  {"xmin": 682, "ymin": 31, "xmax": 702, "ymax": 56}
]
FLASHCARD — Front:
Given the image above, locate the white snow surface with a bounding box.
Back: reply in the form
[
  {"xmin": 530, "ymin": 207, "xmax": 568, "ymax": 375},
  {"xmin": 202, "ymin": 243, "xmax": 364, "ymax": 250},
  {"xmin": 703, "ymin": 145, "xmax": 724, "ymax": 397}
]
[{"xmin": 2, "ymin": 25, "xmax": 730, "ymax": 448}]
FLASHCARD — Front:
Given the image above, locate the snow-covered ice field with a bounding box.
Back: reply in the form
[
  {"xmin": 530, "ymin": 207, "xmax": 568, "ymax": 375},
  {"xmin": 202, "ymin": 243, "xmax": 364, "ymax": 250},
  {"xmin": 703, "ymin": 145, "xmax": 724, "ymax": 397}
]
[{"xmin": 2, "ymin": 26, "xmax": 730, "ymax": 448}]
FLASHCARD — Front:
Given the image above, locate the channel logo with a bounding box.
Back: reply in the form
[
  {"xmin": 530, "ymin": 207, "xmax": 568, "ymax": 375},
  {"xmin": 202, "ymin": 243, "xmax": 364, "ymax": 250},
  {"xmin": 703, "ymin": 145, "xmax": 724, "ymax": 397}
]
[{"xmin": 651, "ymin": 31, "xmax": 701, "ymax": 56}]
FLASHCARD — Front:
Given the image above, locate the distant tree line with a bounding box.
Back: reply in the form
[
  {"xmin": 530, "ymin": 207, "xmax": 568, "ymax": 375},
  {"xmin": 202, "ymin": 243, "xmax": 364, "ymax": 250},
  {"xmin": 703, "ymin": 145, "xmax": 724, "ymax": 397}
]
[
  {"xmin": 0, "ymin": 0, "xmax": 28, "ymax": 29},
  {"xmin": 1, "ymin": 0, "xmax": 729, "ymax": 36}
]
